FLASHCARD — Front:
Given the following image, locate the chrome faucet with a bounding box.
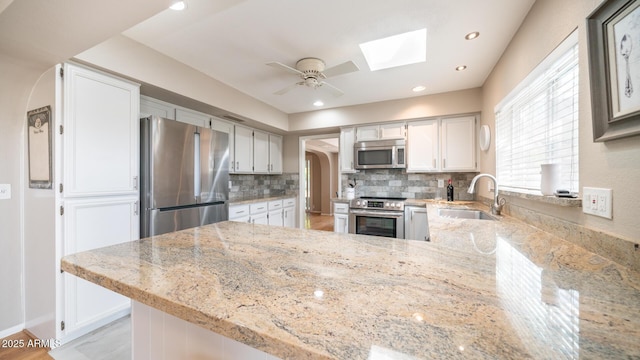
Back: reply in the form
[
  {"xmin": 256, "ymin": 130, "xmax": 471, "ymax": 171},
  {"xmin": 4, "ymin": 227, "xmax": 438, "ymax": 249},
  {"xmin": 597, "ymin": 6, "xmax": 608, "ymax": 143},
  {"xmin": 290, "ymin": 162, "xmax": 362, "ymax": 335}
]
[{"xmin": 468, "ymin": 174, "xmax": 505, "ymax": 215}]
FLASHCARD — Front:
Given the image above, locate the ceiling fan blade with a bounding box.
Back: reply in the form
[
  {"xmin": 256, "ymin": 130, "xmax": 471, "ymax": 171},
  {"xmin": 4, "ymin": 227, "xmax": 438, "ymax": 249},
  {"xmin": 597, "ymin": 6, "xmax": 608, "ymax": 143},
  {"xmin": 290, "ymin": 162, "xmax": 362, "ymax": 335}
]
[
  {"xmin": 274, "ymin": 82, "xmax": 303, "ymax": 95},
  {"xmin": 266, "ymin": 61, "xmax": 303, "ymax": 76},
  {"xmin": 319, "ymin": 81, "xmax": 344, "ymax": 97},
  {"xmin": 322, "ymin": 60, "xmax": 359, "ymax": 78}
]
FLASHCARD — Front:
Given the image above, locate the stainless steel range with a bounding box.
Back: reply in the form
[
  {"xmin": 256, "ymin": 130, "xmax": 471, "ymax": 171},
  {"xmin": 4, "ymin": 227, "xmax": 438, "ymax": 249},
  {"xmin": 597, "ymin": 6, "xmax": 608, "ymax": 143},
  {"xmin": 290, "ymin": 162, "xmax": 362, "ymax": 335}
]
[{"xmin": 349, "ymin": 197, "xmax": 406, "ymax": 239}]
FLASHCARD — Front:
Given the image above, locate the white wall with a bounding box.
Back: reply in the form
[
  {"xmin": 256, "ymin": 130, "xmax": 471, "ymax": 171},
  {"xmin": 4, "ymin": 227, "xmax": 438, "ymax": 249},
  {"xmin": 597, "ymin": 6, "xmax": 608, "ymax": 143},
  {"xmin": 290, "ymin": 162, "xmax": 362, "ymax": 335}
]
[
  {"xmin": 481, "ymin": 0, "xmax": 640, "ymax": 241},
  {"xmin": 288, "ymin": 88, "xmax": 482, "ymax": 132}
]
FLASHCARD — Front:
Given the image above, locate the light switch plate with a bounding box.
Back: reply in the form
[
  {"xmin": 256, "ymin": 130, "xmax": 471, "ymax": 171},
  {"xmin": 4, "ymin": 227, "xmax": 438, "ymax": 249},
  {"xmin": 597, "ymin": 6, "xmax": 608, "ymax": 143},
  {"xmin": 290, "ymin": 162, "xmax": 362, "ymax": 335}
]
[
  {"xmin": 0, "ymin": 184, "xmax": 11, "ymax": 199},
  {"xmin": 437, "ymin": 179, "xmax": 444, "ymax": 188},
  {"xmin": 582, "ymin": 187, "xmax": 612, "ymax": 219}
]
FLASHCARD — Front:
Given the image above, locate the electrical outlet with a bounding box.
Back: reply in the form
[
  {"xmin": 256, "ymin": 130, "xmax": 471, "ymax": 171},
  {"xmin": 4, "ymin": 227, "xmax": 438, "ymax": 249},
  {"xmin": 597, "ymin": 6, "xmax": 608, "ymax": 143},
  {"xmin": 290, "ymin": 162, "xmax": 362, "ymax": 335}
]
[
  {"xmin": 582, "ymin": 187, "xmax": 612, "ymax": 219},
  {"xmin": 437, "ymin": 179, "xmax": 444, "ymax": 188},
  {"xmin": 0, "ymin": 184, "xmax": 10, "ymax": 199}
]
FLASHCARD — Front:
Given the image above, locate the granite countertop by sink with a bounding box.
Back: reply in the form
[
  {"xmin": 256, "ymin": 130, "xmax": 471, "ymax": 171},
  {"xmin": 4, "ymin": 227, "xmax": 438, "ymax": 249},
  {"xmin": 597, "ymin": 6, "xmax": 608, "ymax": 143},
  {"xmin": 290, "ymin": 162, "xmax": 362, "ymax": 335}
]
[{"xmin": 61, "ymin": 203, "xmax": 640, "ymax": 359}]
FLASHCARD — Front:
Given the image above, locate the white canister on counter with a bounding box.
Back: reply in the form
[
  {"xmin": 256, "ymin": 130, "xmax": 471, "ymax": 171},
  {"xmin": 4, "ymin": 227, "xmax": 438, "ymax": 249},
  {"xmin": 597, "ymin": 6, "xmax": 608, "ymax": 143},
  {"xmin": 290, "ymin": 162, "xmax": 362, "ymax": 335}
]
[
  {"xmin": 540, "ymin": 163, "xmax": 561, "ymax": 195},
  {"xmin": 345, "ymin": 187, "xmax": 355, "ymax": 200}
]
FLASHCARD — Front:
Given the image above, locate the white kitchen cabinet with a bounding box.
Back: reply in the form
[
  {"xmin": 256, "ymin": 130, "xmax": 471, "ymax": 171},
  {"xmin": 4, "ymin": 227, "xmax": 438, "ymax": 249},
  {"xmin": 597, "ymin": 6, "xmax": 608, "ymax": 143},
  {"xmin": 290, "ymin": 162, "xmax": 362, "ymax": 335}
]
[
  {"xmin": 339, "ymin": 127, "xmax": 356, "ymax": 173},
  {"xmin": 283, "ymin": 198, "xmax": 296, "ymax": 228},
  {"xmin": 250, "ymin": 202, "xmax": 269, "ymax": 225},
  {"xmin": 404, "ymin": 206, "xmax": 430, "ymax": 241},
  {"xmin": 229, "ymin": 204, "xmax": 251, "ymax": 223},
  {"xmin": 140, "ymin": 95, "xmax": 175, "ymax": 119},
  {"xmin": 54, "ymin": 64, "xmax": 141, "ymax": 343},
  {"xmin": 268, "ymin": 200, "xmax": 284, "ymax": 226},
  {"xmin": 407, "ymin": 120, "xmax": 439, "ymax": 172},
  {"xmin": 356, "ymin": 123, "xmax": 406, "ymax": 141},
  {"xmin": 253, "ymin": 130, "xmax": 270, "ymax": 173},
  {"xmin": 234, "ymin": 125, "xmax": 254, "ymax": 173},
  {"xmin": 62, "ymin": 63, "xmax": 139, "ymax": 198},
  {"xmin": 210, "ymin": 116, "xmax": 235, "ymax": 173},
  {"xmin": 333, "ymin": 202, "xmax": 350, "ymax": 233},
  {"xmin": 62, "ymin": 196, "xmax": 136, "ymax": 339},
  {"xmin": 175, "ymin": 107, "xmax": 208, "ymax": 127},
  {"xmin": 268, "ymin": 134, "xmax": 283, "ymax": 174},
  {"xmin": 406, "ymin": 115, "xmax": 477, "ymax": 172},
  {"xmin": 441, "ymin": 116, "xmax": 476, "ymax": 171}
]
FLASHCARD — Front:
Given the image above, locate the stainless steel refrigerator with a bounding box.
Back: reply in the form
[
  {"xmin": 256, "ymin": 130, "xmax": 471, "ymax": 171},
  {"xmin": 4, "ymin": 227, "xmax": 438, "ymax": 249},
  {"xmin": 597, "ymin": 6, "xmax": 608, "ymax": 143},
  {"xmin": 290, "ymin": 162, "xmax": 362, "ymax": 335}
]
[{"xmin": 140, "ymin": 116, "xmax": 229, "ymax": 238}]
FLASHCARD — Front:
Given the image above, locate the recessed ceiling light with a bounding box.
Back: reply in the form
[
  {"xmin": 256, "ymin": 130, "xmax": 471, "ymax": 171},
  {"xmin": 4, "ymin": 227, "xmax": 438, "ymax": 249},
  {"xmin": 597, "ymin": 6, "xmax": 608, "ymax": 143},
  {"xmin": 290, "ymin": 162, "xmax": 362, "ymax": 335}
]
[
  {"xmin": 456, "ymin": 65, "xmax": 467, "ymax": 71},
  {"xmin": 359, "ymin": 29, "xmax": 427, "ymax": 71},
  {"xmin": 169, "ymin": 0, "xmax": 186, "ymax": 10},
  {"xmin": 412, "ymin": 85, "xmax": 426, "ymax": 92},
  {"xmin": 465, "ymin": 32, "xmax": 480, "ymax": 40},
  {"xmin": 313, "ymin": 100, "xmax": 324, "ymax": 107}
]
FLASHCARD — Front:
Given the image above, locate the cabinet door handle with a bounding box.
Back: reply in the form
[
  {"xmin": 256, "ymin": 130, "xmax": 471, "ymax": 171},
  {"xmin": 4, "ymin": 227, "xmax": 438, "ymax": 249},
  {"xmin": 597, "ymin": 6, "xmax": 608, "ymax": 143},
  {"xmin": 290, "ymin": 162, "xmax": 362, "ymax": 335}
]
[
  {"xmin": 432, "ymin": 159, "xmax": 436, "ymax": 168},
  {"xmin": 134, "ymin": 201, "xmax": 139, "ymax": 215},
  {"xmin": 236, "ymin": 161, "xmax": 239, "ymax": 169},
  {"xmin": 443, "ymin": 159, "xmax": 446, "ymax": 169},
  {"xmin": 133, "ymin": 176, "xmax": 138, "ymax": 190}
]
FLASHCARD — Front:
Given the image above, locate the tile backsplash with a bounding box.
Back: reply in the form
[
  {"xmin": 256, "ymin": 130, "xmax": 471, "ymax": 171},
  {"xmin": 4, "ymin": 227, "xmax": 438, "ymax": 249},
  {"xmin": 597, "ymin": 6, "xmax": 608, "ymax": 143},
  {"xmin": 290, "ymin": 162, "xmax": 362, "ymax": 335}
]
[
  {"xmin": 229, "ymin": 173, "xmax": 299, "ymax": 200},
  {"xmin": 342, "ymin": 169, "xmax": 478, "ymax": 200}
]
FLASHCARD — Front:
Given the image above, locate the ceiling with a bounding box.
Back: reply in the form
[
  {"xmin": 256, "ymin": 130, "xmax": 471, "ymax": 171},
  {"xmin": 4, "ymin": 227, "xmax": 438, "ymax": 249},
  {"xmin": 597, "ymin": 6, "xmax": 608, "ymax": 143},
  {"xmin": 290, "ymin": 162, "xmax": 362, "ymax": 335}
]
[{"xmin": 123, "ymin": 0, "xmax": 536, "ymax": 115}]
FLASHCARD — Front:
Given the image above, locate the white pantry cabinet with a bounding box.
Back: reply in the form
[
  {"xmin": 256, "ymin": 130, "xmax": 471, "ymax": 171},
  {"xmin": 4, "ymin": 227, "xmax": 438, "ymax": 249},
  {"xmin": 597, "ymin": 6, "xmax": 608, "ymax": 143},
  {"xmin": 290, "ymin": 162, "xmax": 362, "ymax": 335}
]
[
  {"xmin": 62, "ymin": 197, "xmax": 136, "ymax": 339},
  {"xmin": 62, "ymin": 64, "xmax": 139, "ymax": 198},
  {"xmin": 339, "ymin": 127, "xmax": 356, "ymax": 173},
  {"xmin": 50, "ymin": 63, "xmax": 140, "ymax": 344}
]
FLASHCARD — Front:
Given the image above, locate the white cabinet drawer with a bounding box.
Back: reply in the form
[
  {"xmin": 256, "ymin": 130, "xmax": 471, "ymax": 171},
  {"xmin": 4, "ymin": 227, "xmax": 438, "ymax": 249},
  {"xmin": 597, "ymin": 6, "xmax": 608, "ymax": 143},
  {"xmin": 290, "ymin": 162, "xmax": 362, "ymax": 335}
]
[
  {"xmin": 268, "ymin": 200, "xmax": 283, "ymax": 210},
  {"xmin": 283, "ymin": 198, "xmax": 296, "ymax": 207},
  {"xmin": 334, "ymin": 202, "xmax": 349, "ymax": 214},
  {"xmin": 229, "ymin": 204, "xmax": 250, "ymax": 218},
  {"xmin": 250, "ymin": 202, "xmax": 268, "ymax": 214}
]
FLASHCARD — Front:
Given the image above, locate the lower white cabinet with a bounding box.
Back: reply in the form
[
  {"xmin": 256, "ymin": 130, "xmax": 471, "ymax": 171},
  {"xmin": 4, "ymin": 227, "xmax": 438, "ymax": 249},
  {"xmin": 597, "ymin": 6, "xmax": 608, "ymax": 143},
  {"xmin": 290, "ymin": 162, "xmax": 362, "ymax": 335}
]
[
  {"xmin": 62, "ymin": 196, "xmax": 137, "ymax": 340},
  {"xmin": 268, "ymin": 200, "xmax": 283, "ymax": 226},
  {"xmin": 333, "ymin": 202, "xmax": 349, "ymax": 233},
  {"xmin": 230, "ymin": 198, "xmax": 296, "ymax": 227},
  {"xmin": 283, "ymin": 198, "xmax": 296, "ymax": 228},
  {"xmin": 404, "ymin": 206, "xmax": 430, "ymax": 241}
]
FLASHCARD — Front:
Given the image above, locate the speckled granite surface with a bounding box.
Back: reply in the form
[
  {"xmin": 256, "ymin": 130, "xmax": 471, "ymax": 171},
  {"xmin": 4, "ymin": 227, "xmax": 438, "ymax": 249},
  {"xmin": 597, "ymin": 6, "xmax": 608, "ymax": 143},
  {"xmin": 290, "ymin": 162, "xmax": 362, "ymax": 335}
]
[{"xmin": 61, "ymin": 203, "xmax": 640, "ymax": 359}]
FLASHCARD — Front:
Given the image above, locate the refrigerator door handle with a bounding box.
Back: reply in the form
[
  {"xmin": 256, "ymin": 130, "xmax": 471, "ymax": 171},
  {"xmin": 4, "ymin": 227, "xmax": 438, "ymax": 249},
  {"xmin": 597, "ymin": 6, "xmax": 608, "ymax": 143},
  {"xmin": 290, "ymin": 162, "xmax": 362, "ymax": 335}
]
[{"xmin": 194, "ymin": 132, "xmax": 201, "ymax": 202}]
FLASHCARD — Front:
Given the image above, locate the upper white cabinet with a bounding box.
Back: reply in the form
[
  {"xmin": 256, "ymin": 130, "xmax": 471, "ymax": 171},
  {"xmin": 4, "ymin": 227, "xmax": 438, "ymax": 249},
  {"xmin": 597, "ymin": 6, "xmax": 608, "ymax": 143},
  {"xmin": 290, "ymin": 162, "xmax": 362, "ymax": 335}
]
[
  {"xmin": 406, "ymin": 115, "xmax": 477, "ymax": 172},
  {"xmin": 234, "ymin": 125, "xmax": 254, "ymax": 173},
  {"xmin": 441, "ymin": 116, "xmax": 476, "ymax": 171},
  {"xmin": 268, "ymin": 134, "xmax": 283, "ymax": 174},
  {"xmin": 253, "ymin": 130, "xmax": 270, "ymax": 173},
  {"xmin": 339, "ymin": 127, "xmax": 356, "ymax": 173},
  {"xmin": 175, "ymin": 107, "xmax": 208, "ymax": 127},
  {"xmin": 356, "ymin": 123, "xmax": 406, "ymax": 141},
  {"xmin": 140, "ymin": 96, "xmax": 175, "ymax": 119},
  {"xmin": 63, "ymin": 63, "xmax": 139, "ymax": 198},
  {"xmin": 407, "ymin": 120, "xmax": 439, "ymax": 172}
]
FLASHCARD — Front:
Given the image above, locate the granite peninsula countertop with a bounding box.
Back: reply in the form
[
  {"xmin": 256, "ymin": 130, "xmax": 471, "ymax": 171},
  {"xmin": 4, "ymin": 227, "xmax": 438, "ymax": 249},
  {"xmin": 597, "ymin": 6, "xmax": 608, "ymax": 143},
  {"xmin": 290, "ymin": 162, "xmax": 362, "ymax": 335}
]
[{"xmin": 61, "ymin": 202, "xmax": 640, "ymax": 359}]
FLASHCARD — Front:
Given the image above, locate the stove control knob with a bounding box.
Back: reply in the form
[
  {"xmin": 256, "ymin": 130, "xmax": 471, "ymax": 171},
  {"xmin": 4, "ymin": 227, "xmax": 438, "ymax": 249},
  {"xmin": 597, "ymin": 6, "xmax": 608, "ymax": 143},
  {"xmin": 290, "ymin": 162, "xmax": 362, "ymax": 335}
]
[
  {"xmin": 385, "ymin": 202, "xmax": 390, "ymax": 207},
  {"xmin": 355, "ymin": 200, "xmax": 360, "ymax": 206},
  {"xmin": 393, "ymin": 203, "xmax": 399, "ymax": 208},
  {"xmin": 362, "ymin": 201, "xmax": 367, "ymax": 206}
]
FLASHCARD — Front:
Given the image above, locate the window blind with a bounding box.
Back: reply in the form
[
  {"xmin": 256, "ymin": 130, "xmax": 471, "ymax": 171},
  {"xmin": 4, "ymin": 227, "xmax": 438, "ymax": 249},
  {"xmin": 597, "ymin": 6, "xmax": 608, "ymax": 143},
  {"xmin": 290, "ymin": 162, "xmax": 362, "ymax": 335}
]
[{"xmin": 496, "ymin": 34, "xmax": 579, "ymax": 193}]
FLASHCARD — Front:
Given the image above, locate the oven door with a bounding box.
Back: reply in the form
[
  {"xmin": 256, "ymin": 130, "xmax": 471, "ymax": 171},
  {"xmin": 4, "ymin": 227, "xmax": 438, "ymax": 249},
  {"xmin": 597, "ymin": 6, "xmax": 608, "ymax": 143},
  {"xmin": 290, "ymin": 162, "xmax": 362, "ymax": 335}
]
[{"xmin": 348, "ymin": 209, "xmax": 404, "ymax": 239}]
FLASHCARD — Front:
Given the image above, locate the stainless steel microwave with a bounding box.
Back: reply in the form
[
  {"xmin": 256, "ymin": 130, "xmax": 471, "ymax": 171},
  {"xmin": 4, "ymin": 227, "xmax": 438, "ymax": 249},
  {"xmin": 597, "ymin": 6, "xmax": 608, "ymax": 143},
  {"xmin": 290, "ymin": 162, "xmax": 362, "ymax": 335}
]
[{"xmin": 354, "ymin": 139, "xmax": 406, "ymax": 169}]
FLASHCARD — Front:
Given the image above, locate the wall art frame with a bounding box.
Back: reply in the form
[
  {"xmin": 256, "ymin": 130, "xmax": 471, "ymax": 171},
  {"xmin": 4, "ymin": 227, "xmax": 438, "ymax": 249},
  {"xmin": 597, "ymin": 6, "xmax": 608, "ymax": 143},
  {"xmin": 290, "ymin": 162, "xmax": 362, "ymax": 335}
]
[
  {"xmin": 587, "ymin": 0, "xmax": 640, "ymax": 141},
  {"xmin": 27, "ymin": 105, "xmax": 53, "ymax": 189}
]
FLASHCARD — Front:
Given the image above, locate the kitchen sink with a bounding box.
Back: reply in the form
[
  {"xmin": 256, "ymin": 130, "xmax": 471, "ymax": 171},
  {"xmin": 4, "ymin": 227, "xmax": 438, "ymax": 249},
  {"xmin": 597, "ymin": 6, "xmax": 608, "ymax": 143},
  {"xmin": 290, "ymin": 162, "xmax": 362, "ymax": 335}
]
[{"xmin": 437, "ymin": 208, "xmax": 496, "ymax": 221}]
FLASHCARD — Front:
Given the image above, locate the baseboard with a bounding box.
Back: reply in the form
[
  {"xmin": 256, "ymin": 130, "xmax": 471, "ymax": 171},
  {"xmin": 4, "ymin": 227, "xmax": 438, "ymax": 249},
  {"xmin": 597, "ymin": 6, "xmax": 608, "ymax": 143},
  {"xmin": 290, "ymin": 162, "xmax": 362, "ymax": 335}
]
[{"xmin": 0, "ymin": 323, "xmax": 25, "ymax": 339}]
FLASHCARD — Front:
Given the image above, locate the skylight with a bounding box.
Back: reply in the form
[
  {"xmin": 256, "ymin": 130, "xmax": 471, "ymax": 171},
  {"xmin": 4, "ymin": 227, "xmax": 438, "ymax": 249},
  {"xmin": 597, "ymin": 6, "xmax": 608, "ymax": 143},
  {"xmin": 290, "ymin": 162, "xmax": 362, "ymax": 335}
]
[{"xmin": 359, "ymin": 29, "xmax": 427, "ymax": 71}]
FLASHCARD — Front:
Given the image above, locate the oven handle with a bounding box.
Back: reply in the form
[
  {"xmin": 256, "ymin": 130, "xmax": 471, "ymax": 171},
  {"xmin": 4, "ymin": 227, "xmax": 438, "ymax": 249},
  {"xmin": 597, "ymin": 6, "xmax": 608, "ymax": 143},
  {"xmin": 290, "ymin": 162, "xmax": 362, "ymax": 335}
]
[{"xmin": 349, "ymin": 209, "xmax": 405, "ymax": 218}]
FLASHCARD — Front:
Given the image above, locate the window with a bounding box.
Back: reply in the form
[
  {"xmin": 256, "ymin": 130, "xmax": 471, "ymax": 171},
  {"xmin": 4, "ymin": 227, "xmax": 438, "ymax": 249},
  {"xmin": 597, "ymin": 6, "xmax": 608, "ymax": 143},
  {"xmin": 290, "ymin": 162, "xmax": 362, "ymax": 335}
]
[{"xmin": 496, "ymin": 32, "xmax": 579, "ymax": 193}]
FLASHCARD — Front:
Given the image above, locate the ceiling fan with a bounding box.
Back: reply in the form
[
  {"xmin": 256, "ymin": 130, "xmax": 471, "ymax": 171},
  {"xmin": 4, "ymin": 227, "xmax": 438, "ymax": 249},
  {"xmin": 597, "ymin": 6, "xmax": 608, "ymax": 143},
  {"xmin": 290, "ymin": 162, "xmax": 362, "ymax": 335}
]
[{"xmin": 266, "ymin": 57, "xmax": 359, "ymax": 97}]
